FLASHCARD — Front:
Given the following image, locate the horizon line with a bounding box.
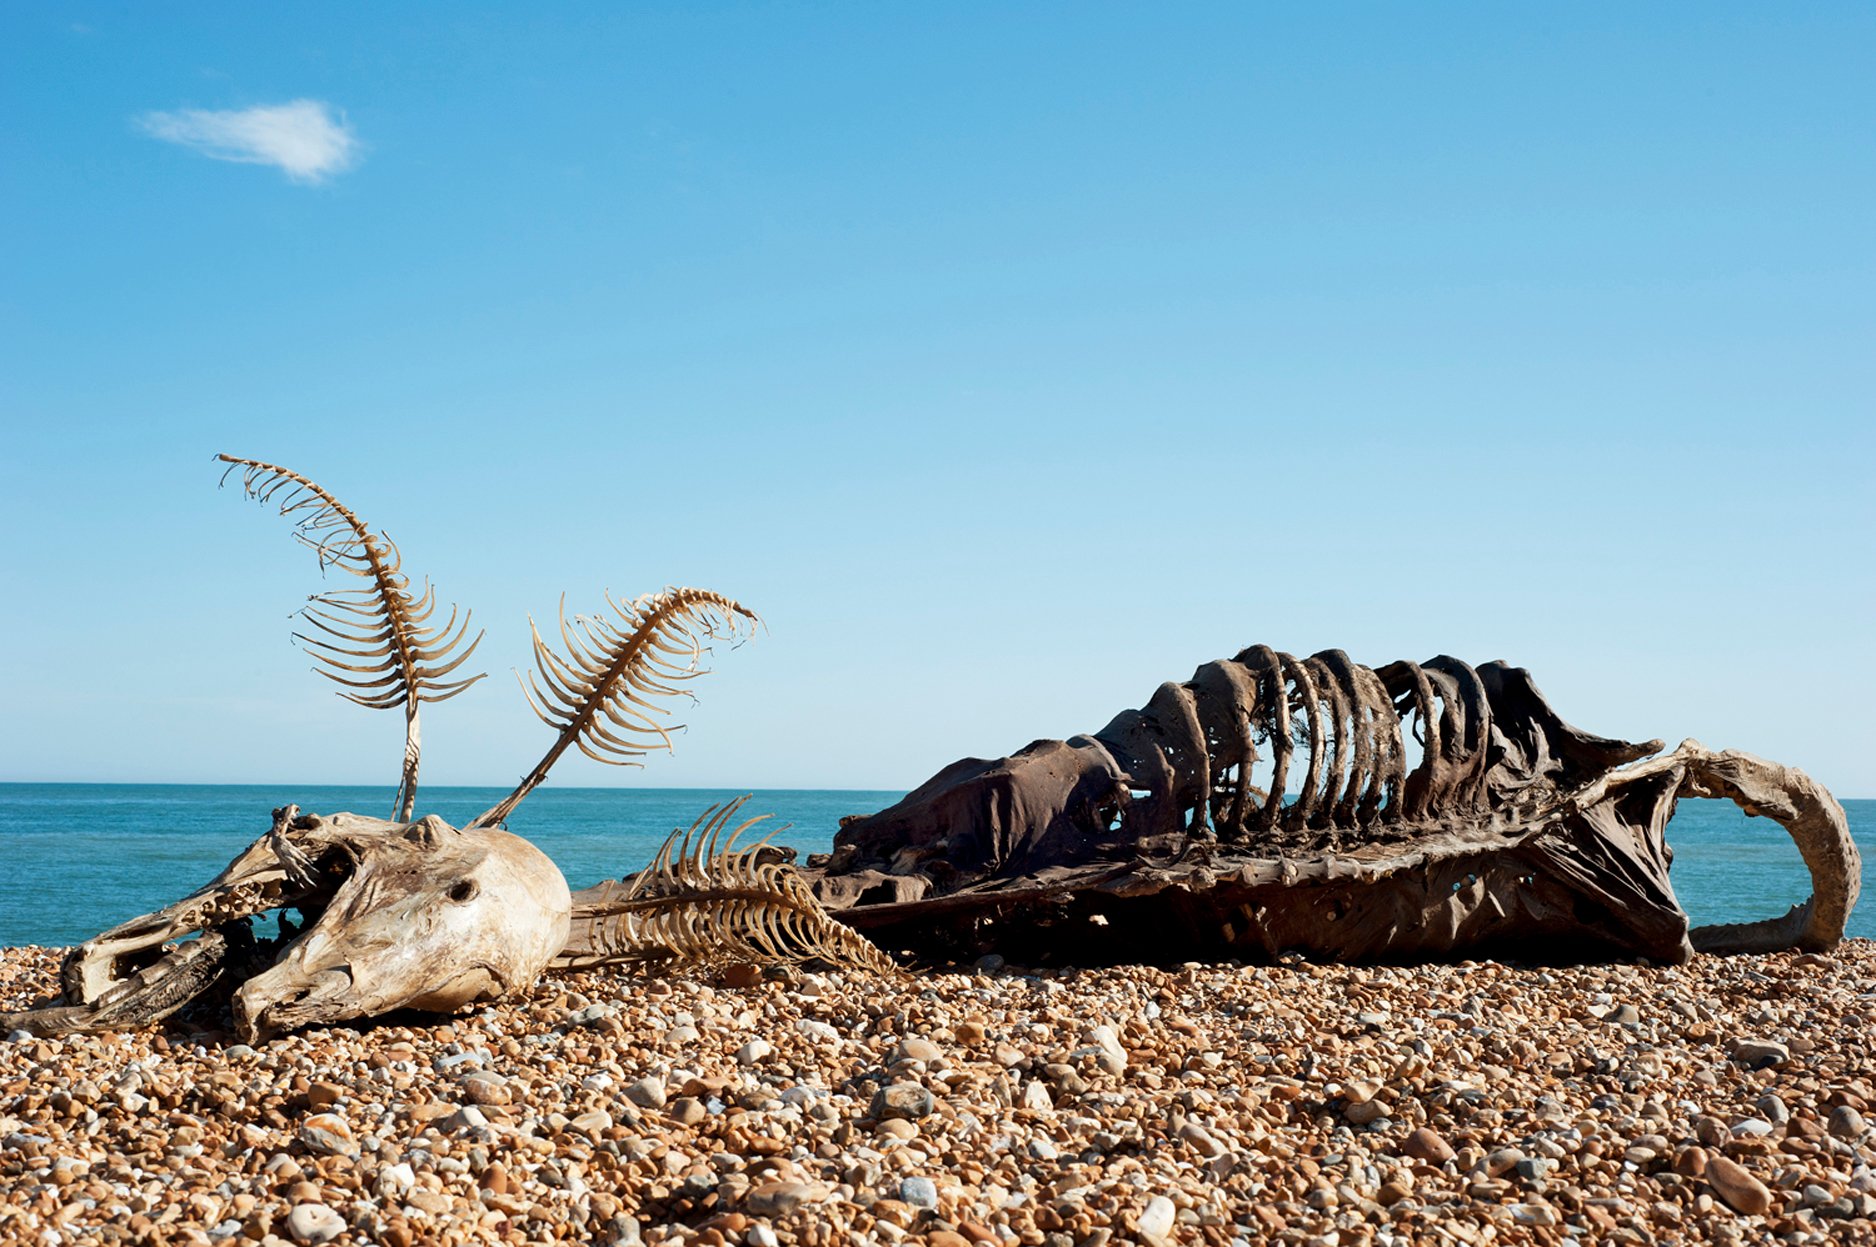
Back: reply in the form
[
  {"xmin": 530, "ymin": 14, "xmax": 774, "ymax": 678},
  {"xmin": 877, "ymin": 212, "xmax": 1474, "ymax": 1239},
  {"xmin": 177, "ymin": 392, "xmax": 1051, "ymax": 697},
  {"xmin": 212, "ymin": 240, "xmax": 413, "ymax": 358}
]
[
  {"xmin": 0, "ymin": 779, "xmax": 908, "ymax": 793},
  {"xmin": 3, "ymin": 780, "xmax": 1872, "ymax": 802}
]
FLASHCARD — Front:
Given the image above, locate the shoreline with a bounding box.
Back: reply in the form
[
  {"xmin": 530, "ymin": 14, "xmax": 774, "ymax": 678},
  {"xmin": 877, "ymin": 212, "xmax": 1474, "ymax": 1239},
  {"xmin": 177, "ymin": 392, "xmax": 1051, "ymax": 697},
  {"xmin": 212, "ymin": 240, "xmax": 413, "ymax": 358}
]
[{"xmin": 4, "ymin": 945, "xmax": 1875, "ymax": 1246}]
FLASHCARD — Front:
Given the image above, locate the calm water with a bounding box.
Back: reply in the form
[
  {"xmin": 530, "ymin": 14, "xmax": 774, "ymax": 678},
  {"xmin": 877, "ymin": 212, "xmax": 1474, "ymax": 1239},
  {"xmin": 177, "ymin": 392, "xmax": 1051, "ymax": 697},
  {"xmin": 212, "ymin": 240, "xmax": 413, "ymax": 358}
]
[{"xmin": 0, "ymin": 784, "xmax": 1870, "ymax": 949}]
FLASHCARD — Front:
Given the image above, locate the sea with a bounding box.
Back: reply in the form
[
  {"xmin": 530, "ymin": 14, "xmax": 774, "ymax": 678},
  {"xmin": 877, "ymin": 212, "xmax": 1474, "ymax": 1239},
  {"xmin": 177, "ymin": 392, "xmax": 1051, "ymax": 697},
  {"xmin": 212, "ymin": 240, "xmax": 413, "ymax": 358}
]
[{"xmin": 1, "ymin": 784, "xmax": 1871, "ymax": 950}]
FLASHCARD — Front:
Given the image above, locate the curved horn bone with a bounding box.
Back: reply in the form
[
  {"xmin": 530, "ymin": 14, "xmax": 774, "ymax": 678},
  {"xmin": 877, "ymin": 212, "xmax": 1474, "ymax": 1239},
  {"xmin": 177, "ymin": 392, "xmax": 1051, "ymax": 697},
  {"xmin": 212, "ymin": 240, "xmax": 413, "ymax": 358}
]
[{"xmin": 1677, "ymin": 746, "xmax": 1861, "ymax": 954}]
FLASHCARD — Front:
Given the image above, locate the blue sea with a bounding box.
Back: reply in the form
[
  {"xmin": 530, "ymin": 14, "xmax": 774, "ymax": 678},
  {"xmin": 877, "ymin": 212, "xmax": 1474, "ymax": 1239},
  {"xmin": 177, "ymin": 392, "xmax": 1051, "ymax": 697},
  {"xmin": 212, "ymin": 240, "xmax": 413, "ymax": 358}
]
[{"xmin": 0, "ymin": 784, "xmax": 1871, "ymax": 949}]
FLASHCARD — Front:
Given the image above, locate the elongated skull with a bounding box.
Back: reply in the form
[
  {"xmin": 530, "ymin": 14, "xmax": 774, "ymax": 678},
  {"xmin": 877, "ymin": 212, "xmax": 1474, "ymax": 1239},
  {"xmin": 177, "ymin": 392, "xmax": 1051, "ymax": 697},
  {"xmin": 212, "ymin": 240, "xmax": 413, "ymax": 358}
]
[
  {"xmin": 233, "ymin": 814, "xmax": 571, "ymax": 1041},
  {"xmin": 0, "ymin": 806, "xmax": 570, "ymax": 1042}
]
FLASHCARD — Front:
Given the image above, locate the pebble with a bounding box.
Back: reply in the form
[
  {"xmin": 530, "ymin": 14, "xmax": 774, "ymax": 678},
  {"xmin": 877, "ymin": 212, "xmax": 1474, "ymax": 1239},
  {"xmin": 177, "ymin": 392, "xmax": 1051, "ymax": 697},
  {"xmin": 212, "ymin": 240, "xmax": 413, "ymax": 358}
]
[
  {"xmin": 460, "ymin": 1069, "xmax": 511, "ymax": 1105},
  {"xmin": 569, "ymin": 1108, "xmax": 612, "ymax": 1136},
  {"xmin": 570, "ymin": 1002, "xmax": 613, "ymax": 1026},
  {"xmin": 894, "ymin": 1037, "xmax": 943, "ymax": 1063},
  {"xmin": 1731, "ymin": 1038, "xmax": 1790, "ymax": 1069},
  {"xmin": 479, "ymin": 1160, "xmax": 509, "ymax": 1194},
  {"xmin": 623, "ymin": 1076, "xmax": 667, "ymax": 1109},
  {"xmin": 296, "ymin": 1113, "xmax": 357, "ymax": 1158},
  {"xmin": 1515, "ymin": 1156, "xmax": 1557, "ymax": 1181},
  {"xmin": 720, "ymin": 963, "xmax": 764, "ymax": 989},
  {"xmin": 1706, "ymin": 1154, "xmax": 1774, "ymax": 1215},
  {"xmin": 736, "ymin": 1038, "xmax": 772, "ymax": 1065},
  {"xmin": 1136, "ymin": 1195, "xmax": 1176, "ymax": 1242},
  {"xmin": 0, "ymin": 941, "xmax": 1872, "ymax": 1247},
  {"xmin": 871, "ymin": 1082, "xmax": 935, "ymax": 1120},
  {"xmin": 746, "ymin": 1181, "xmax": 827, "ymax": 1215},
  {"xmin": 1486, "ymin": 1147, "xmax": 1525, "ymax": 1178},
  {"xmin": 1404, "ymin": 1126, "xmax": 1456, "ymax": 1163},
  {"xmin": 1178, "ymin": 1121, "xmax": 1226, "ymax": 1158},
  {"xmin": 285, "ymin": 1202, "xmax": 346, "ymax": 1244},
  {"xmin": 1086, "ymin": 1024, "xmax": 1128, "ymax": 1069},
  {"xmin": 442, "ymin": 1104, "xmax": 488, "ymax": 1133},
  {"xmin": 377, "ymin": 1161, "xmax": 416, "ymax": 1196}
]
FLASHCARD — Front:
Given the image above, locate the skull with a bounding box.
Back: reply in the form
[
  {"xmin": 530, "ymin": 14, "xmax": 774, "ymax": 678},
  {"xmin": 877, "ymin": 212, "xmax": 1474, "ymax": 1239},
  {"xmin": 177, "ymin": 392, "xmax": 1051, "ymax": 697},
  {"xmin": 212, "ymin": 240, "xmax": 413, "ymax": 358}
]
[
  {"xmin": 2, "ymin": 805, "xmax": 570, "ymax": 1041},
  {"xmin": 232, "ymin": 814, "xmax": 571, "ymax": 1042}
]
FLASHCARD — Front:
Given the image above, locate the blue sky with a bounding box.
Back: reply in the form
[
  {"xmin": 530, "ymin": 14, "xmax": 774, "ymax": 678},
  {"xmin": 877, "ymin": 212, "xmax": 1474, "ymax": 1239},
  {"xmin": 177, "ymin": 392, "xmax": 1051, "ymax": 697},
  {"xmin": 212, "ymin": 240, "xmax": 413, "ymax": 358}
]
[{"xmin": 2, "ymin": 4, "xmax": 1871, "ymax": 798}]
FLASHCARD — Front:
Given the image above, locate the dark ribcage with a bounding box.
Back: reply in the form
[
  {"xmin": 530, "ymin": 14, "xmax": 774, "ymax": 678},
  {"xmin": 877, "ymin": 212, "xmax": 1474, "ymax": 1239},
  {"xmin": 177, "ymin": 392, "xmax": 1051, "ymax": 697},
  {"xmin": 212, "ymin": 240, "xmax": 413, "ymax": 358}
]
[{"xmin": 1090, "ymin": 647, "xmax": 1503, "ymax": 841}]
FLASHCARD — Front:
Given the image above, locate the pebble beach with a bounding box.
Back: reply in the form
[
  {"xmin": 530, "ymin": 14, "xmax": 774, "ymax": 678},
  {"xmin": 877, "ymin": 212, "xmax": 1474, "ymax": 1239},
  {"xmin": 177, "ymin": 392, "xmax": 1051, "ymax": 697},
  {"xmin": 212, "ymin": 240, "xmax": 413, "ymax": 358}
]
[{"xmin": 4, "ymin": 943, "xmax": 1876, "ymax": 1247}]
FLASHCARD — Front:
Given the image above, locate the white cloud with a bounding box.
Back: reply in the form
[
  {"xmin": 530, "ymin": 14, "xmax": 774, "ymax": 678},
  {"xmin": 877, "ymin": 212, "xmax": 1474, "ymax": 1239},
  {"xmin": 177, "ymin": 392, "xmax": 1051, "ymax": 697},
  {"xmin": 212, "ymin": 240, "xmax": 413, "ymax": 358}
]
[{"xmin": 138, "ymin": 99, "xmax": 360, "ymax": 184}]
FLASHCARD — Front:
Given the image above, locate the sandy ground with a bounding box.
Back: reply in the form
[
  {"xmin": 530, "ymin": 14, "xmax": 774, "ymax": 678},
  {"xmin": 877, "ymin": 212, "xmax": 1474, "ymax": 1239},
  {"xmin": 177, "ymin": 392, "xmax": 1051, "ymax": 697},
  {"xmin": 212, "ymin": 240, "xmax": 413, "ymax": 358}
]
[{"xmin": 3, "ymin": 942, "xmax": 1876, "ymax": 1247}]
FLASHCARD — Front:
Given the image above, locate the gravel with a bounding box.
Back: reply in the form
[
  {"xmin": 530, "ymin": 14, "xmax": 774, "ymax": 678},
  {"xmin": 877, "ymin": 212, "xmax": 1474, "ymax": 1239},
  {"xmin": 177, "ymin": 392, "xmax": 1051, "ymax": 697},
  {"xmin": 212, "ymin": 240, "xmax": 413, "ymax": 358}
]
[{"xmin": 3, "ymin": 941, "xmax": 1876, "ymax": 1245}]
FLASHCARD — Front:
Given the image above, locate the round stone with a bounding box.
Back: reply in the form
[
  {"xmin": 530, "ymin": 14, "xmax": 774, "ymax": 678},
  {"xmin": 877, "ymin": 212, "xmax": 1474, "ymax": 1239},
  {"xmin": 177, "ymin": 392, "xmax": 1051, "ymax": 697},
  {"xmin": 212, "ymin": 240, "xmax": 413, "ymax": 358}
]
[
  {"xmin": 1137, "ymin": 1195, "xmax": 1176, "ymax": 1241},
  {"xmin": 1706, "ymin": 1155, "xmax": 1773, "ymax": 1216},
  {"xmin": 286, "ymin": 1202, "xmax": 347, "ymax": 1245},
  {"xmin": 871, "ymin": 1082, "xmax": 935, "ymax": 1120}
]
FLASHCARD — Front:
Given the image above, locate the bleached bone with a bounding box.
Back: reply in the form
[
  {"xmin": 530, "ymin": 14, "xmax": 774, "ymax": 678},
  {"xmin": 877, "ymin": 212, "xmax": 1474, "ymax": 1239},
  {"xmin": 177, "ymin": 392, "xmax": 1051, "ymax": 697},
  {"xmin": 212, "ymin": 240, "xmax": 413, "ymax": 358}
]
[{"xmin": 1, "ymin": 805, "xmax": 570, "ymax": 1042}]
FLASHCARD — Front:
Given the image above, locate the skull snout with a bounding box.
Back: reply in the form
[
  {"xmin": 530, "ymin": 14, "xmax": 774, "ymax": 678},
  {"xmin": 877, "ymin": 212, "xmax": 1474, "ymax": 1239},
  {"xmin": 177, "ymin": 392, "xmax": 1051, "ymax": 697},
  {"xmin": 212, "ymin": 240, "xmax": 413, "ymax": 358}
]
[
  {"xmin": 232, "ymin": 965, "xmax": 355, "ymax": 1043},
  {"xmin": 230, "ymin": 825, "xmax": 570, "ymax": 1042}
]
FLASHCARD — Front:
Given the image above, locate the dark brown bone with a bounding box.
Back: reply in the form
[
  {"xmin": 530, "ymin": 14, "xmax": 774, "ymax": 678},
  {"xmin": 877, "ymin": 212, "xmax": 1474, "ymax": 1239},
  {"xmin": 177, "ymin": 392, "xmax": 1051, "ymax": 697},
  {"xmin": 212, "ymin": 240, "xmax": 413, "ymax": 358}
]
[{"xmin": 804, "ymin": 649, "xmax": 1859, "ymax": 966}]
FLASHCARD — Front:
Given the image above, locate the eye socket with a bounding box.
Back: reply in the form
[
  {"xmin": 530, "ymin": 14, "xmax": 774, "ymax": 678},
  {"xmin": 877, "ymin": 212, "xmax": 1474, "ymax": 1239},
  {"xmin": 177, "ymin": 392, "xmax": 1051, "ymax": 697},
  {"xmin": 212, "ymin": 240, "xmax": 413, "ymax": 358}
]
[{"xmin": 448, "ymin": 879, "xmax": 479, "ymax": 903}]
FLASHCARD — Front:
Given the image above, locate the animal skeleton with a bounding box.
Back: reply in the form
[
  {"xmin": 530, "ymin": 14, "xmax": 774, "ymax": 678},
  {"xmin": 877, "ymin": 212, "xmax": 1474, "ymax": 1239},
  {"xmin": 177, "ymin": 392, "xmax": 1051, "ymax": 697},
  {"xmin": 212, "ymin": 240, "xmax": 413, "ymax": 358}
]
[
  {"xmin": 803, "ymin": 647, "xmax": 1860, "ymax": 967},
  {"xmin": 2, "ymin": 468, "xmax": 1858, "ymax": 1042},
  {"xmin": 216, "ymin": 457, "xmax": 486, "ymax": 822},
  {"xmin": 0, "ymin": 459, "xmax": 858, "ymax": 1041}
]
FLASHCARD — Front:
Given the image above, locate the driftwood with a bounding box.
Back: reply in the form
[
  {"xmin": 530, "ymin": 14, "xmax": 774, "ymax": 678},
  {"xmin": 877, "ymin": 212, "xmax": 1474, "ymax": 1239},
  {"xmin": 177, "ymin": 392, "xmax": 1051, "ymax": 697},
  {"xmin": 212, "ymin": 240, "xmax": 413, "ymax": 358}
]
[{"xmin": 803, "ymin": 647, "xmax": 1860, "ymax": 967}]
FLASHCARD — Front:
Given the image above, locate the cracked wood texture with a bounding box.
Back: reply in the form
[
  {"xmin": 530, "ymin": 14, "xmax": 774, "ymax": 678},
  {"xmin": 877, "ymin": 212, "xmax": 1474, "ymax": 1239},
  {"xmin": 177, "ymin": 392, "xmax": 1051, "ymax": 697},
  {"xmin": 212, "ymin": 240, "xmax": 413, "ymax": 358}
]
[{"xmin": 804, "ymin": 648, "xmax": 1859, "ymax": 967}]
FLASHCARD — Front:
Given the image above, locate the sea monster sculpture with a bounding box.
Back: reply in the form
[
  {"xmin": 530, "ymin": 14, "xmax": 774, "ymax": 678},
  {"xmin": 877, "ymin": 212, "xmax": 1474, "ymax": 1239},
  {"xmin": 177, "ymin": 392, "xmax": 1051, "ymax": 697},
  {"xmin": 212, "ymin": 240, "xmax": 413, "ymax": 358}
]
[
  {"xmin": 801, "ymin": 648, "xmax": 1860, "ymax": 967},
  {"xmin": 0, "ymin": 457, "xmax": 890, "ymax": 1042},
  {"xmin": 3, "ymin": 463, "xmax": 1858, "ymax": 1042}
]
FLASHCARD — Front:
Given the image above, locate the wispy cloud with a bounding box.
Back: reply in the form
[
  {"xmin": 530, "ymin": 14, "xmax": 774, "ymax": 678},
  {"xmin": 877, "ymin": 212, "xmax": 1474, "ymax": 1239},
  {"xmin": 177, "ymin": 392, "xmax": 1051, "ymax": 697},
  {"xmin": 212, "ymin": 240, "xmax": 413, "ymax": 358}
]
[{"xmin": 137, "ymin": 99, "xmax": 360, "ymax": 184}]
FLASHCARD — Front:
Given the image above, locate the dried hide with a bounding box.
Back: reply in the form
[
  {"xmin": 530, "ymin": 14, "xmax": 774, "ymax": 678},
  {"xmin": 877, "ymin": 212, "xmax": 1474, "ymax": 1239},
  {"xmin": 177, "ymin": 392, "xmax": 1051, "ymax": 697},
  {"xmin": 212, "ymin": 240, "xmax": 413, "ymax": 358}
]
[{"xmin": 804, "ymin": 648, "xmax": 1859, "ymax": 967}]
